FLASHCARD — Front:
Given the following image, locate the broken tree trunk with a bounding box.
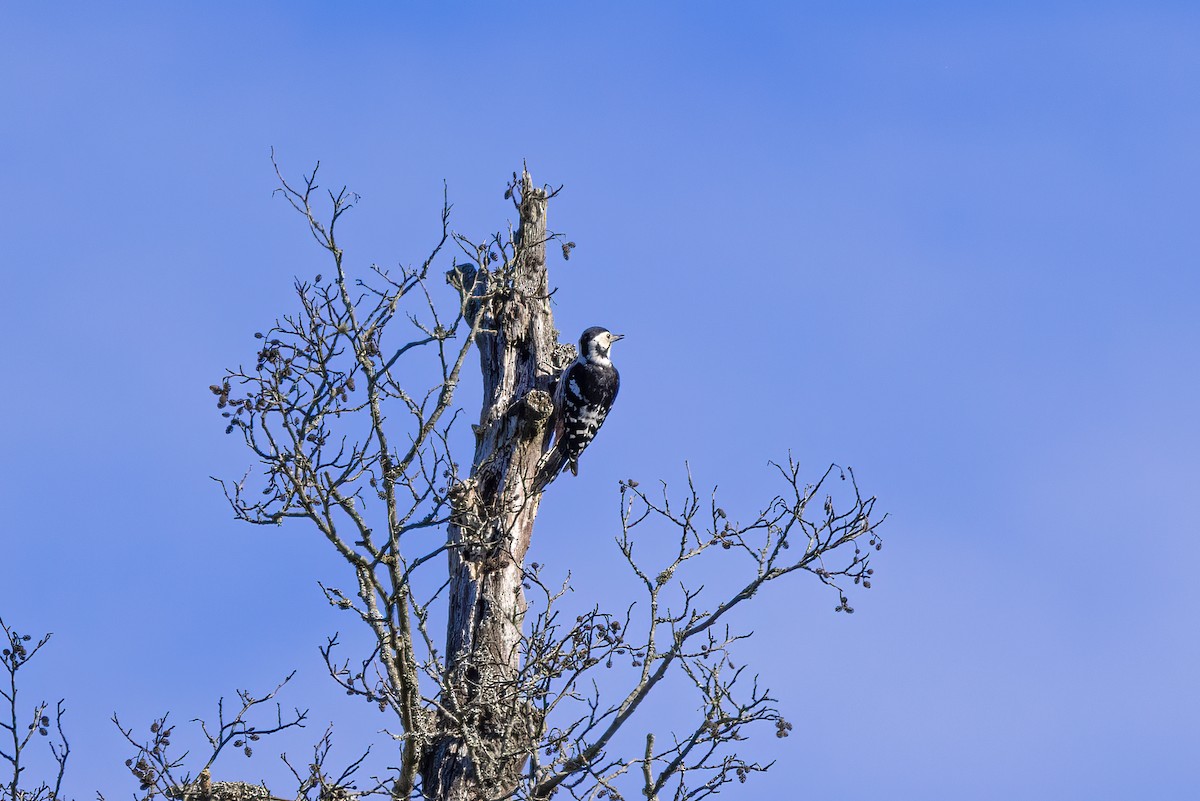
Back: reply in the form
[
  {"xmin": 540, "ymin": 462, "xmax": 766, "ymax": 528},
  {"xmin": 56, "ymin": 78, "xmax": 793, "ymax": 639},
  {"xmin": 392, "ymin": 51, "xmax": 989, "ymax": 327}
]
[{"xmin": 419, "ymin": 171, "xmax": 559, "ymax": 801}]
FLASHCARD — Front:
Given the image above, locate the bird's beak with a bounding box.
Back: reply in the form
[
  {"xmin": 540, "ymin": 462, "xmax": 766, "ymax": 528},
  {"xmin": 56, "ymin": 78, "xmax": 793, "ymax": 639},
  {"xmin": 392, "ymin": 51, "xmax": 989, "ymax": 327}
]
[{"xmin": 612, "ymin": 333, "xmax": 625, "ymax": 341}]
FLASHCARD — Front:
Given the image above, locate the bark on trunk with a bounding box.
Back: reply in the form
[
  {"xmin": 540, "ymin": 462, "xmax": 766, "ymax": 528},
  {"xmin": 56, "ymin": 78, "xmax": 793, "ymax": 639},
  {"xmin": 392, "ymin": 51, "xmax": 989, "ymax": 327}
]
[{"xmin": 419, "ymin": 171, "xmax": 557, "ymax": 801}]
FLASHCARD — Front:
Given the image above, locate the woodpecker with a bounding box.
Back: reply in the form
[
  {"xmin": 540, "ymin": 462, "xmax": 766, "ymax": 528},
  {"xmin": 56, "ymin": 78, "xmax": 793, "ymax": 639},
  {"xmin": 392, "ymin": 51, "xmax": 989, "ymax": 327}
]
[{"xmin": 536, "ymin": 326, "xmax": 623, "ymax": 489}]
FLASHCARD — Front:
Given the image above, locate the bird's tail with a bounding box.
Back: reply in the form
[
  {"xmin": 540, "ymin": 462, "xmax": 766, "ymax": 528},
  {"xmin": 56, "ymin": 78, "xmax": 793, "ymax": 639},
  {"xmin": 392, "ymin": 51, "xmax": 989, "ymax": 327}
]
[{"xmin": 534, "ymin": 445, "xmax": 570, "ymax": 492}]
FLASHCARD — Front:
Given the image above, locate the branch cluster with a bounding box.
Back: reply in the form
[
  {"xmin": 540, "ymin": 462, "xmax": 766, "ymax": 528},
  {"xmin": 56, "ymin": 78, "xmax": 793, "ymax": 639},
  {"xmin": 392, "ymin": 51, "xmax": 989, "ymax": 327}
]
[
  {"xmin": 112, "ymin": 674, "xmax": 308, "ymax": 800},
  {"xmin": 499, "ymin": 458, "xmax": 882, "ymax": 800},
  {"xmin": 1, "ymin": 619, "xmax": 69, "ymax": 801}
]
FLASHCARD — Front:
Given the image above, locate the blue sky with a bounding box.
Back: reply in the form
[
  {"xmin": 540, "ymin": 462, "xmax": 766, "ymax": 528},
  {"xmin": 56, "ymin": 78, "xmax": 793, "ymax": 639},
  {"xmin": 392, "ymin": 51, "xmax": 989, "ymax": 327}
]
[{"xmin": 2, "ymin": 2, "xmax": 1198, "ymax": 798}]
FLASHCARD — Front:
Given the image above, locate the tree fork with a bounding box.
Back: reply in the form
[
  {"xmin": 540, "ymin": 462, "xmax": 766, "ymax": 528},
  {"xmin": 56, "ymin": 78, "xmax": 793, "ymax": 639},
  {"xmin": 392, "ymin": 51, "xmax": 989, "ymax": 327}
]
[{"xmin": 420, "ymin": 170, "xmax": 558, "ymax": 801}]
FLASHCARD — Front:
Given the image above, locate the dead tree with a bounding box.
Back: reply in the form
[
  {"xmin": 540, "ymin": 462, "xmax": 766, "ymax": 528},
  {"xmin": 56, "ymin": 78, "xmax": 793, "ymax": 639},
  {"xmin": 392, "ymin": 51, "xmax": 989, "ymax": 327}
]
[{"xmin": 209, "ymin": 161, "xmax": 884, "ymax": 801}]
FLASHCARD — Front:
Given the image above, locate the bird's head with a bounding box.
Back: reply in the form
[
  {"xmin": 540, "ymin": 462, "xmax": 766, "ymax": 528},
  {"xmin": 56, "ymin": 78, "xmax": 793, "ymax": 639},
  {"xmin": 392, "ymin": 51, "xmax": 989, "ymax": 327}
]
[{"xmin": 579, "ymin": 326, "xmax": 624, "ymax": 361}]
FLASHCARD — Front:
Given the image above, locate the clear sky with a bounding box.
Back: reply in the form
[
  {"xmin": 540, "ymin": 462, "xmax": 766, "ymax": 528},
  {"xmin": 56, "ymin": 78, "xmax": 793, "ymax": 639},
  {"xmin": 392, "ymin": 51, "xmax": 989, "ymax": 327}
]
[{"xmin": 2, "ymin": 2, "xmax": 1198, "ymax": 799}]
